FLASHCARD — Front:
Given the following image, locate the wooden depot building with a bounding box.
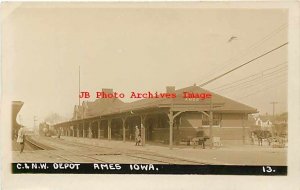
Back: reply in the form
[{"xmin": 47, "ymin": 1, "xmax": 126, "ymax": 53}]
[{"xmin": 54, "ymin": 85, "xmax": 257, "ymax": 148}]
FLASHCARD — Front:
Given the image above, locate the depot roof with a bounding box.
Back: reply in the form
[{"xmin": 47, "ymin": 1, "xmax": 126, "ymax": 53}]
[{"xmin": 83, "ymin": 85, "xmax": 257, "ymax": 118}]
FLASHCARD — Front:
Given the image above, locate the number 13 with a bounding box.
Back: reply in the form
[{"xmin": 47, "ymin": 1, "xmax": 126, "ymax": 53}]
[{"xmin": 262, "ymin": 166, "xmax": 273, "ymax": 173}]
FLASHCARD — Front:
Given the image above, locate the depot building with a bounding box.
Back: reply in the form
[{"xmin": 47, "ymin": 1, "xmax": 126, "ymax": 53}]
[{"xmin": 54, "ymin": 85, "xmax": 257, "ymax": 147}]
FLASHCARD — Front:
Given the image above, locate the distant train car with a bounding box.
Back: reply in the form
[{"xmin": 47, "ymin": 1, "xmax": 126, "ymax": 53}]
[
  {"xmin": 39, "ymin": 122, "xmax": 56, "ymax": 137},
  {"xmin": 39, "ymin": 122, "xmax": 49, "ymax": 136}
]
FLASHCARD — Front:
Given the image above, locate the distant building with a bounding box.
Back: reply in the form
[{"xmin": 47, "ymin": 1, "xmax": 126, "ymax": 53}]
[
  {"xmin": 254, "ymin": 117, "xmax": 272, "ymax": 129},
  {"xmin": 251, "ymin": 112, "xmax": 288, "ymax": 137}
]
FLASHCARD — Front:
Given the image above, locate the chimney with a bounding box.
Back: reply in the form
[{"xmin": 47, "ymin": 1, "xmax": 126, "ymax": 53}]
[
  {"xmin": 102, "ymin": 88, "xmax": 113, "ymax": 94},
  {"xmin": 166, "ymin": 86, "xmax": 175, "ymax": 93}
]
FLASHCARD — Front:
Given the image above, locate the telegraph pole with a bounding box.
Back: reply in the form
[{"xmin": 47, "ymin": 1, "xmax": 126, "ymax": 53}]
[
  {"xmin": 34, "ymin": 116, "xmax": 37, "ymax": 128},
  {"xmin": 79, "ymin": 65, "xmax": 81, "ymax": 106},
  {"xmin": 79, "ymin": 66, "xmax": 85, "ymax": 137},
  {"xmin": 270, "ymin": 101, "xmax": 278, "ymax": 117},
  {"xmin": 209, "ymin": 97, "xmax": 213, "ymax": 148},
  {"xmin": 34, "ymin": 115, "xmax": 38, "ymax": 135}
]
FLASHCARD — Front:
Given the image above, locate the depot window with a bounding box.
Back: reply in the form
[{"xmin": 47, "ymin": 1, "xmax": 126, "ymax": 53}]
[{"xmin": 202, "ymin": 113, "xmax": 221, "ymax": 126}]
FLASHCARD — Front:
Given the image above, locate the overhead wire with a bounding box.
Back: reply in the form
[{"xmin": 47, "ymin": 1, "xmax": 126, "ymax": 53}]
[
  {"xmin": 198, "ymin": 23, "xmax": 287, "ymax": 83},
  {"xmin": 237, "ymin": 80, "xmax": 287, "ymax": 99},
  {"xmin": 213, "ymin": 66, "xmax": 287, "ymax": 92},
  {"xmin": 199, "ymin": 42, "xmax": 288, "ymax": 87},
  {"xmin": 217, "ymin": 71, "xmax": 287, "ymax": 95},
  {"xmin": 210, "ymin": 62, "xmax": 287, "ymax": 91}
]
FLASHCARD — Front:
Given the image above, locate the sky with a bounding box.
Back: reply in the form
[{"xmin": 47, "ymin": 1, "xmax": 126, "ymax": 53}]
[{"xmin": 2, "ymin": 3, "xmax": 288, "ymax": 128}]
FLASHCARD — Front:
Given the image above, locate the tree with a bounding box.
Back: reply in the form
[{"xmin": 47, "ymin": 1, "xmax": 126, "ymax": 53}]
[{"xmin": 44, "ymin": 113, "xmax": 67, "ymax": 125}]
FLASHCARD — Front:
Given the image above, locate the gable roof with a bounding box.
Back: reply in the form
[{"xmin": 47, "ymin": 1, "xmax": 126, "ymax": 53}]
[
  {"xmin": 84, "ymin": 98, "xmax": 125, "ymax": 117},
  {"xmin": 84, "ymin": 85, "xmax": 257, "ymax": 117}
]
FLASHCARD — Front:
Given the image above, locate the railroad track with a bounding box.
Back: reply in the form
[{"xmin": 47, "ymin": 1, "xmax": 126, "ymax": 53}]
[
  {"xmin": 29, "ymin": 136, "xmax": 210, "ymax": 164},
  {"xmin": 66, "ymin": 140, "xmax": 208, "ymax": 164},
  {"xmin": 44, "ymin": 137, "xmax": 208, "ymax": 164},
  {"xmin": 51, "ymin": 152, "xmax": 107, "ymax": 163},
  {"xmin": 26, "ymin": 136, "xmax": 49, "ymax": 150},
  {"xmin": 124, "ymin": 152, "xmax": 207, "ymax": 165},
  {"xmin": 26, "ymin": 139, "xmax": 107, "ymax": 163},
  {"xmin": 39, "ymin": 139, "xmax": 178, "ymax": 164}
]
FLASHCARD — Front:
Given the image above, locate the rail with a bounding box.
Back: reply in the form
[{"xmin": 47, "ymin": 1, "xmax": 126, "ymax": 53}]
[{"xmin": 25, "ymin": 135, "xmax": 54, "ymax": 150}]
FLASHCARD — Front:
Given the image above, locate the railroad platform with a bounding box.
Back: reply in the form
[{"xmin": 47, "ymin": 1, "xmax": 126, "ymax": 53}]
[
  {"xmin": 60, "ymin": 136, "xmax": 287, "ymax": 165},
  {"xmin": 12, "ymin": 139, "xmax": 40, "ymax": 152},
  {"xmin": 12, "ymin": 135, "xmax": 287, "ymax": 165}
]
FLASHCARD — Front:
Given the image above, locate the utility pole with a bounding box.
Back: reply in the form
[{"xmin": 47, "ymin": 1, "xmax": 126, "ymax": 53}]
[
  {"xmin": 79, "ymin": 65, "xmax": 81, "ymax": 107},
  {"xmin": 34, "ymin": 116, "xmax": 37, "ymax": 128},
  {"xmin": 270, "ymin": 101, "xmax": 278, "ymax": 117},
  {"xmin": 78, "ymin": 66, "xmax": 86, "ymax": 137},
  {"xmin": 209, "ymin": 97, "xmax": 213, "ymax": 148},
  {"xmin": 34, "ymin": 115, "xmax": 38, "ymax": 135}
]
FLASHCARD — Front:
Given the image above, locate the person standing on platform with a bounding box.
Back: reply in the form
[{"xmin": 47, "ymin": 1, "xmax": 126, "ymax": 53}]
[
  {"xmin": 57, "ymin": 128, "xmax": 61, "ymax": 138},
  {"xmin": 17, "ymin": 125, "xmax": 25, "ymax": 153},
  {"xmin": 251, "ymin": 132, "xmax": 255, "ymax": 145},
  {"xmin": 135, "ymin": 126, "xmax": 141, "ymax": 146}
]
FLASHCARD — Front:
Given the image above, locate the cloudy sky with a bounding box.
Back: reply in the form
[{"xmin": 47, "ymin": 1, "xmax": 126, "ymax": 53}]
[{"xmin": 2, "ymin": 3, "xmax": 288, "ymax": 128}]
